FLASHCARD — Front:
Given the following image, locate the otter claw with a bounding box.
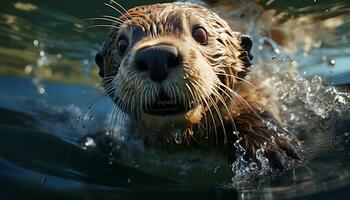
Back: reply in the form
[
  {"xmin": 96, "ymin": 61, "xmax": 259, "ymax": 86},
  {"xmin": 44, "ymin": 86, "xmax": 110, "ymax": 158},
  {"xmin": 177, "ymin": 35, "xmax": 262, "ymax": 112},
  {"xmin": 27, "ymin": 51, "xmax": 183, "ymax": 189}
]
[
  {"xmin": 280, "ymin": 141, "xmax": 303, "ymax": 160},
  {"xmin": 266, "ymin": 148, "xmax": 288, "ymax": 170}
]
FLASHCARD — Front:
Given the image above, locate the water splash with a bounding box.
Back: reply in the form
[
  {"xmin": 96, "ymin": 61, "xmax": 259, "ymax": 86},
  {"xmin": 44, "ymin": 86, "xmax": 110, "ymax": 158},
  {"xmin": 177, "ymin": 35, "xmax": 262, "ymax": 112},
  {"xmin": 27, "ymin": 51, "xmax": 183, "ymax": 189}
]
[
  {"xmin": 230, "ymin": 137, "xmax": 271, "ymax": 186},
  {"xmin": 206, "ymin": 0, "xmax": 350, "ymax": 186}
]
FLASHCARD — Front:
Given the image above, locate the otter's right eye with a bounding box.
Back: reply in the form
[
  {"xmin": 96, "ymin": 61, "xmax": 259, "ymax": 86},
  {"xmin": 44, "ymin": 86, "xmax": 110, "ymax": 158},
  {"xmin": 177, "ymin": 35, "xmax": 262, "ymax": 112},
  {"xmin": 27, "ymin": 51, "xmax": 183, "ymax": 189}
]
[
  {"xmin": 192, "ymin": 27, "xmax": 208, "ymax": 45},
  {"xmin": 117, "ymin": 38, "xmax": 129, "ymax": 56}
]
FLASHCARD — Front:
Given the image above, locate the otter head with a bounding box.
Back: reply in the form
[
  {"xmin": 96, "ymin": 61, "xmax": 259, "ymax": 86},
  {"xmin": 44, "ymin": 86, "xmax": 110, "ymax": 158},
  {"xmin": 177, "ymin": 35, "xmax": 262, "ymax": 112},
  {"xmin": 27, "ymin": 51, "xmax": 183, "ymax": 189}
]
[{"xmin": 95, "ymin": 2, "xmax": 253, "ymax": 133}]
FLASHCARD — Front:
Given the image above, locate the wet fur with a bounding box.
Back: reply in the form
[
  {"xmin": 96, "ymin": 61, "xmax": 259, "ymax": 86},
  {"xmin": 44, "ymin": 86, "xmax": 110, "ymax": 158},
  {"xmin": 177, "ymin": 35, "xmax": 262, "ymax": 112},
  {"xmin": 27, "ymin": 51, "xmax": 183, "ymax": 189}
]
[{"xmin": 94, "ymin": 2, "xmax": 303, "ymax": 170}]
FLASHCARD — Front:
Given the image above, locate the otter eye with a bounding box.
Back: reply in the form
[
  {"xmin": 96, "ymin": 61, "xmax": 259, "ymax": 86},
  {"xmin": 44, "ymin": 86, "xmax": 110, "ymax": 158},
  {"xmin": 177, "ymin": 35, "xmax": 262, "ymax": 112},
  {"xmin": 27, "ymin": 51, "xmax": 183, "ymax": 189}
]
[
  {"xmin": 192, "ymin": 27, "xmax": 208, "ymax": 45},
  {"xmin": 117, "ymin": 38, "xmax": 129, "ymax": 56}
]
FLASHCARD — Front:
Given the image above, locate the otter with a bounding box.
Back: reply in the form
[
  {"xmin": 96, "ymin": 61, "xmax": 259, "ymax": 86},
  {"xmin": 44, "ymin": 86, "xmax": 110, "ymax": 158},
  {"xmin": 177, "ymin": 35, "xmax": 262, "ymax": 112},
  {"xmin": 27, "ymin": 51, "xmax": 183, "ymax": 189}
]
[{"xmin": 93, "ymin": 2, "xmax": 303, "ymax": 170}]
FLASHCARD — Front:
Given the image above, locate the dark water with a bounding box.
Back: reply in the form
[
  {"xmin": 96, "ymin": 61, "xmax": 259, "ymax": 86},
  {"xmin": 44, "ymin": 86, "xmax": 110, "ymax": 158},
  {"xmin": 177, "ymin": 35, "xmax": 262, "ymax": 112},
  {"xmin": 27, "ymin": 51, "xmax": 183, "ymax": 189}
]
[{"xmin": 1, "ymin": 0, "xmax": 350, "ymax": 199}]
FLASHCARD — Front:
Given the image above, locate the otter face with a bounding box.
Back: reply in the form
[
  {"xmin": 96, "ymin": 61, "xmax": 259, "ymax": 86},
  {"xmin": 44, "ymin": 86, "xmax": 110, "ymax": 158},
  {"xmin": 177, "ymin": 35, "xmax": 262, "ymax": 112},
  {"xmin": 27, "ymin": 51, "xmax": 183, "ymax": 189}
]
[{"xmin": 95, "ymin": 3, "xmax": 253, "ymax": 132}]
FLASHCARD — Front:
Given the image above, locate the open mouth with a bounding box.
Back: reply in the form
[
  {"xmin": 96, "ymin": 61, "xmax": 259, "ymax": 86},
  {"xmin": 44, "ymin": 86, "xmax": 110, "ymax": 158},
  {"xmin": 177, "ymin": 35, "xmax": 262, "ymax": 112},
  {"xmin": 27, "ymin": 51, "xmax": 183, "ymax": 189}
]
[{"xmin": 145, "ymin": 96, "xmax": 186, "ymax": 116}]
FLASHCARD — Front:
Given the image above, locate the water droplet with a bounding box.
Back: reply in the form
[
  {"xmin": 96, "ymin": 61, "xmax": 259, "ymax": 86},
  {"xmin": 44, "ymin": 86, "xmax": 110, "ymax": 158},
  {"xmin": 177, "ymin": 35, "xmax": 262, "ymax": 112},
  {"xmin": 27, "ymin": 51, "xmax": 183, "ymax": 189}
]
[
  {"xmin": 328, "ymin": 59, "xmax": 336, "ymax": 66},
  {"xmin": 325, "ymin": 9, "xmax": 329, "ymax": 12},
  {"xmin": 39, "ymin": 50, "xmax": 45, "ymax": 57},
  {"xmin": 272, "ymin": 55, "xmax": 277, "ymax": 60},
  {"xmin": 213, "ymin": 165, "xmax": 219, "ymax": 174},
  {"xmin": 274, "ymin": 48, "xmax": 281, "ymax": 54},
  {"xmin": 33, "ymin": 40, "xmax": 39, "ymax": 47},
  {"xmin": 266, "ymin": 121, "xmax": 277, "ymax": 131},
  {"xmin": 24, "ymin": 65, "xmax": 33, "ymax": 74},
  {"xmin": 38, "ymin": 87, "xmax": 45, "ymax": 94},
  {"xmin": 89, "ymin": 115, "xmax": 94, "ymax": 120},
  {"xmin": 232, "ymin": 131, "xmax": 240, "ymax": 136},
  {"xmin": 84, "ymin": 137, "xmax": 96, "ymax": 147},
  {"xmin": 83, "ymin": 59, "xmax": 89, "ymax": 65}
]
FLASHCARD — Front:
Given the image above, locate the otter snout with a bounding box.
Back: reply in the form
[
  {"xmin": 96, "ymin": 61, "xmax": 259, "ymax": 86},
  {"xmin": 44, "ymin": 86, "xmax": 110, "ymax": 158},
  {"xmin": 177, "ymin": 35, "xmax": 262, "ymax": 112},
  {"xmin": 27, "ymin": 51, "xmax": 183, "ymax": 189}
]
[{"xmin": 134, "ymin": 45, "xmax": 180, "ymax": 83}]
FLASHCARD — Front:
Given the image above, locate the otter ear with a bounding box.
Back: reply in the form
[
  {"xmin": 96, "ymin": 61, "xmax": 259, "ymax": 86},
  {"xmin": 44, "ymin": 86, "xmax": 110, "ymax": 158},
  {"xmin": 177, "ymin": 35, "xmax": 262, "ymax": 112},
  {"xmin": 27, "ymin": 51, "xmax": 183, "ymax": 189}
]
[
  {"xmin": 95, "ymin": 52, "xmax": 104, "ymax": 78},
  {"xmin": 240, "ymin": 35, "xmax": 253, "ymax": 60},
  {"xmin": 238, "ymin": 35, "xmax": 253, "ymax": 68}
]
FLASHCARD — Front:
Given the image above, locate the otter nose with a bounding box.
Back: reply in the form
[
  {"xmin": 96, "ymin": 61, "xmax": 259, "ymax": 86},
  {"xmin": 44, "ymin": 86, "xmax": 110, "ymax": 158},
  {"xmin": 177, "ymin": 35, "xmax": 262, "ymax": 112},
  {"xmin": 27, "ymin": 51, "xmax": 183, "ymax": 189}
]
[{"xmin": 134, "ymin": 45, "xmax": 179, "ymax": 83}]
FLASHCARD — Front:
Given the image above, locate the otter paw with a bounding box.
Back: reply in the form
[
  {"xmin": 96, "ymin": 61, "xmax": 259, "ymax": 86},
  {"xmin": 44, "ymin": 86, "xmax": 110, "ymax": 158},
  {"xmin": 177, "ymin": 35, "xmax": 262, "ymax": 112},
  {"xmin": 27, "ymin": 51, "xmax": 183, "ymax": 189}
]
[
  {"xmin": 265, "ymin": 139, "xmax": 303, "ymax": 170},
  {"xmin": 243, "ymin": 132, "xmax": 303, "ymax": 170}
]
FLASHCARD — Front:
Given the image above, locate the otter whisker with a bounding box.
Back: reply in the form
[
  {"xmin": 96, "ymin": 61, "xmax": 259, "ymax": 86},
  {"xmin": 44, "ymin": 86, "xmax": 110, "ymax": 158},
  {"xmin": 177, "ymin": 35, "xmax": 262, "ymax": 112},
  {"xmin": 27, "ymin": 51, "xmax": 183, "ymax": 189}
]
[
  {"xmin": 202, "ymin": 109, "xmax": 210, "ymax": 140},
  {"xmin": 100, "ymin": 14, "xmax": 125, "ymax": 24},
  {"xmin": 123, "ymin": 90, "xmax": 133, "ymax": 118},
  {"xmin": 215, "ymin": 72, "xmax": 256, "ymax": 87},
  {"xmin": 193, "ymin": 74, "xmax": 230, "ymax": 144},
  {"xmin": 136, "ymin": 114, "xmax": 144, "ymax": 130},
  {"xmin": 218, "ymin": 82, "xmax": 251, "ymax": 110},
  {"xmin": 79, "ymin": 80, "xmax": 116, "ymax": 127},
  {"xmin": 207, "ymin": 91, "xmax": 228, "ymax": 145},
  {"xmin": 214, "ymin": 84, "xmax": 239, "ymax": 134},
  {"xmin": 183, "ymin": 88, "xmax": 189, "ymax": 110},
  {"xmin": 102, "ymin": 80, "xmax": 118, "ymax": 97},
  {"xmin": 212, "ymin": 88, "xmax": 235, "ymax": 142},
  {"xmin": 218, "ymin": 82, "xmax": 260, "ymax": 118},
  {"xmin": 109, "ymin": 104, "xmax": 119, "ymax": 137},
  {"xmin": 109, "ymin": 92, "xmax": 124, "ymax": 136},
  {"xmin": 186, "ymin": 79, "xmax": 209, "ymax": 134},
  {"xmin": 143, "ymin": 84, "xmax": 150, "ymax": 114},
  {"xmin": 84, "ymin": 17, "xmax": 123, "ymax": 25},
  {"xmin": 178, "ymin": 84, "xmax": 188, "ymax": 108},
  {"xmin": 184, "ymin": 82, "xmax": 199, "ymax": 106},
  {"xmin": 109, "ymin": 0, "xmax": 135, "ymax": 22},
  {"xmin": 189, "ymin": 81, "xmax": 218, "ymax": 144},
  {"xmin": 168, "ymin": 83, "xmax": 176, "ymax": 104},
  {"xmin": 109, "ymin": 85, "xmax": 123, "ymax": 135},
  {"xmin": 87, "ymin": 24, "xmax": 120, "ymax": 29},
  {"xmin": 139, "ymin": 86, "xmax": 145, "ymax": 114},
  {"xmin": 102, "ymin": 75, "xmax": 117, "ymax": 81},
  {"xmin": 188, "ymin": 72, "xmax": 238, "ymax": 141},
  {"xmin": 146, "ymin": 88, "xmax": 151, "ymax": 115},
  {"xmin": 122, "ymin": 89, "xmax": 133, "ymax": 119},
  {"xmin": 109, "ymin": 103, "xmax": 129, "ymax": 140},
  {"xmin": 104, "ymin": 3, "xmax": 129, "ymax": 21},
  {"xmin": 184, "ymin": 82, "xmax": 208, "ymax": 136}
]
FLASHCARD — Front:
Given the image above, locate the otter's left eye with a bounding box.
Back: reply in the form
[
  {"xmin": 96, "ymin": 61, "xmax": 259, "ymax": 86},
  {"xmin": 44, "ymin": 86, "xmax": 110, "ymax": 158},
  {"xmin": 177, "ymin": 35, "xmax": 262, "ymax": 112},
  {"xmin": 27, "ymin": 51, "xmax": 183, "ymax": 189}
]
[
  {"xmin": 192, "ymin": 27, "xmax": 208, "ymax": 45},
  {"xmin": 117, "ymin": 38, "xmax": 129, "ymax": 56}
]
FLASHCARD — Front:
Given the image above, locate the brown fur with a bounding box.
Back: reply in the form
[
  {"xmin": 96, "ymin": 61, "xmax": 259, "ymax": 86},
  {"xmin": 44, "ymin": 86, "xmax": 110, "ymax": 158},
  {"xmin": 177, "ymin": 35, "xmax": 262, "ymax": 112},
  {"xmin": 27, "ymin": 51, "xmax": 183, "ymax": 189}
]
[{"xmin": 95, "ymin": 2, "xmax": 303, "ymax": 170}]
